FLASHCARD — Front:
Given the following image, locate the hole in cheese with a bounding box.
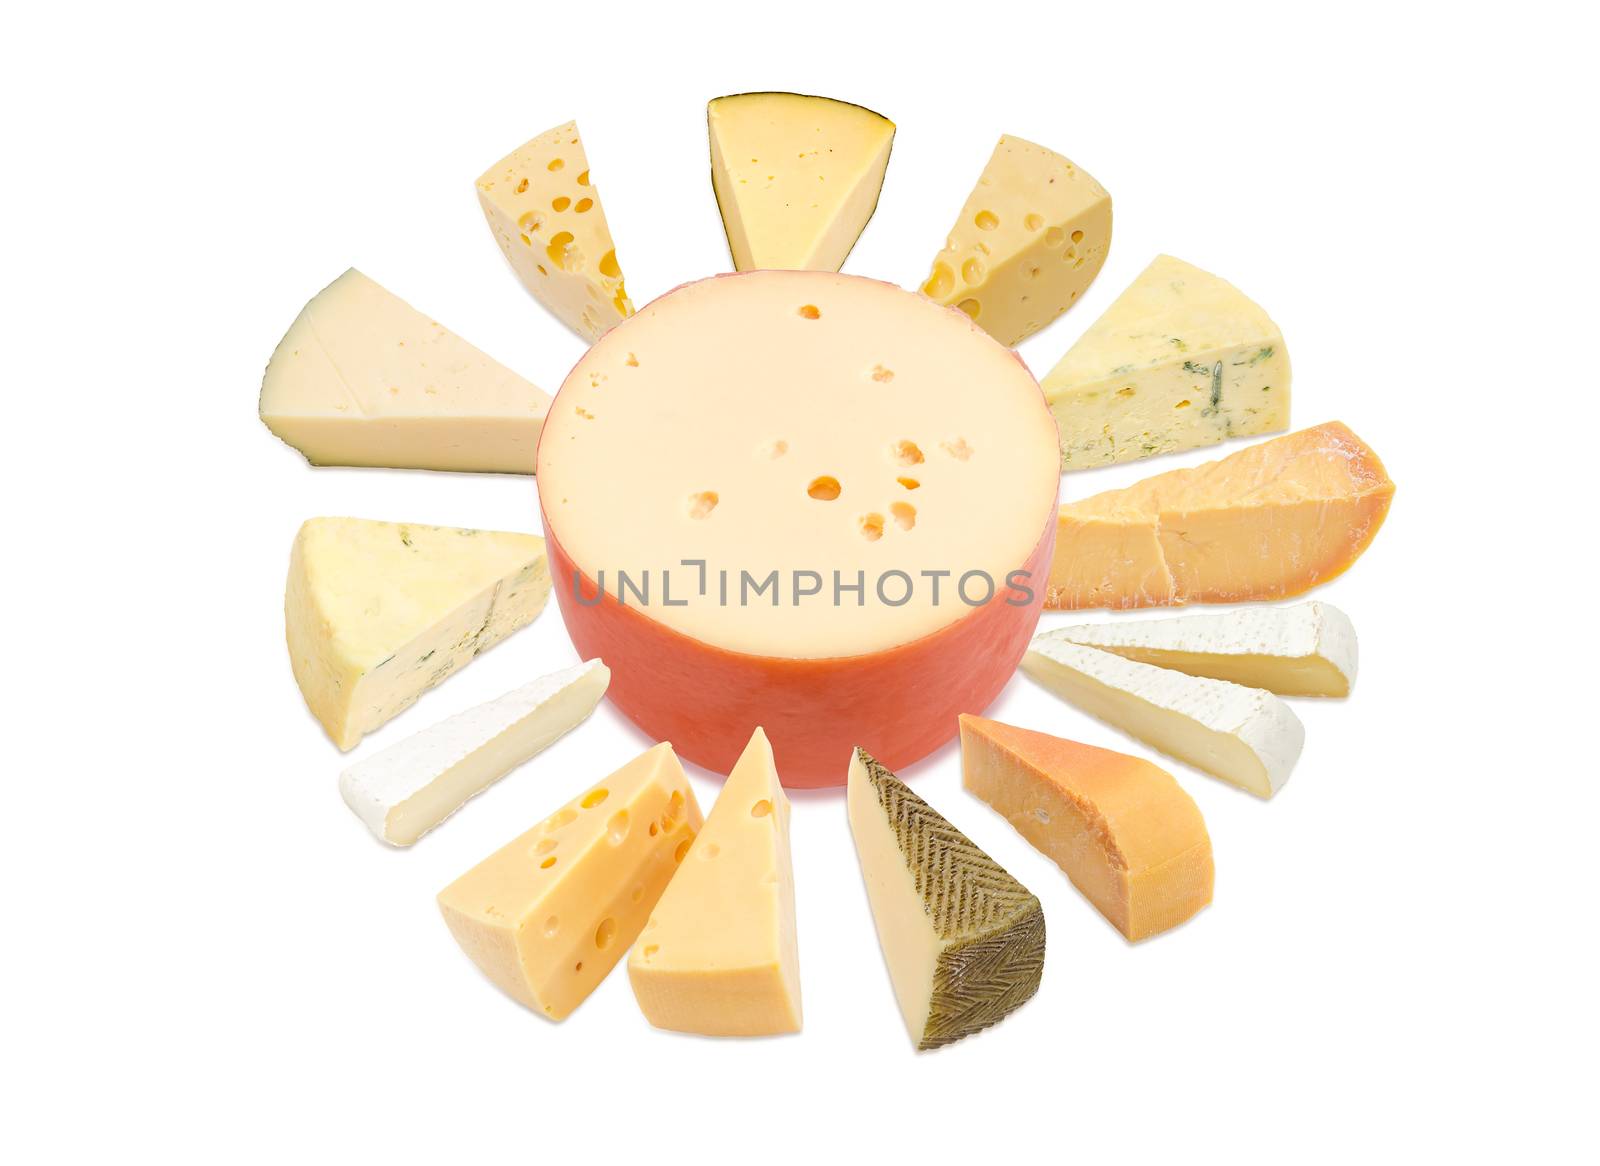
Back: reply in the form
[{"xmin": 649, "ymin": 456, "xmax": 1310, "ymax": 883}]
[
  {"xmin": 897, "ymin": 476, "xmax": 920, "ymax": 490},
  {"xmin": 808, "ymin": 475, "xmax": 841, "ymax": 501},
  {"xmin": 594, "ymin": 918, "xmax": 616, "ymax": 949},
  {"xmin": 687, "ymin": 491, "xmax": 719, "ymax": 518},
  {"xmin": 859, "ymin": 513, "xmax": 885, "ymax": 541},
  {"xmin": 607, "ymin": 810, "xmax": 630, "ymax": 844},
  {"xmin": 975, "ymin": 210, "xmax": 998, "ymax": 230},
  {"xmin": 575, "ymin": 198, "xmax": 593, "ymax": 213},
  {"xmin": 674, "ymin": 838, "xmax": 692, "ymax": 862},
  {"xmin": 580, "ymin": 787, "xmax": 608, "ymax": 809},
  {"xmin": 1024, "ymin": 213, "xmax": 1043, "ymax": 231},
  {"xmin": 798, "ymin": 304, "xmax": 821, "ymax": 319},
  {"xmin": 751, "ymin": 799, "xmax": 772, "ymax": 818},
  {"xmin": 547, "ymin": 158, "xmax": 564, "ymax": 171},
  {"xmin": 956, "ymin": 299, "xmax": 980, "ymax": 319},
  {"xmin": 892, "ymin": 440, "xmax": 924, "ymax": 466},
  {"xmin": 890, "ymin": 502, "xmax": 917, "ymax": 531}
]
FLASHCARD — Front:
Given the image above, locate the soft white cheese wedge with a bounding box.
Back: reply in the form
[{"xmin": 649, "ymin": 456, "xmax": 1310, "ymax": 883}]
[
  {"xmin": 340, "ymin": 660, "xmax": 610, "ymax": 846},
  {"xmin": 1021, "ymin": 638, "xmax": 1304, "ymax": 798},
  {"xmin": 1040, "ymin": 602, "xmax": 1357, "ymax": 697}
]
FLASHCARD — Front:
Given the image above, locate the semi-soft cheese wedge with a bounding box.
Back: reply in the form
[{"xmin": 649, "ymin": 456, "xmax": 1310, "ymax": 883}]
[
  {"xmin": 627, "ymin": 728, "xmax": 801, "ymax": 1036},
  {"xmin": 920, "ymin": 135, "xmax": 1111, "ymax": 346},
  {"xmin": 847, "ymin": 749, "xmax": 1045, "ymax": 1051},
  {"xmin": 959, "ymin": 716, "xmax": 1213, "ymax": 940},
  {"xmin": 1043, "ymin": 255, "xmax": 1290, "ymax": 469},
  {"xmin": 259, "ymin": 269, "xmax": 551, "ymax": 474},
  {"xmin": 1021, "ymin": 638, "xmax": 1304, "ymax": 798},
  {"xmin": 1043, "ymin": 603, "xmax": 1357, "ymax": 697},
  {"xmin": 339, "ymin": 660, "xmax": 611, "ymax": 847},
  {"xmin": 1047, "ymin": 422, "xmax": 1395, "ymax": 610},
  {"xmin": 476, "ymin": 121, "xmax": 633, "ymax": 341},
  {"xmin": 438, "ymin": 743, "xmax": 703, "ymax": 1022},
  {"xmin": 539, "ymin": 270, "xmax": 1060, "ymax": 786},
  {"xmin": 708, "ymin": 92, "xmax": 895, "ymax": 271},
  {"xmin": 285, "ymin": 518, "xmax": 550, "ymax": 751}
]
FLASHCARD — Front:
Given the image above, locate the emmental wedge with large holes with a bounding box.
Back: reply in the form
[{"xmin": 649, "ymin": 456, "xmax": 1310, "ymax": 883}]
[
  {"xmin": 437, "ymin": 743, "xmax": 703, "ymax": 1022},
  {"xmin": 537, "ymin": 270, "xmax": 1062, "ymax": 786}
]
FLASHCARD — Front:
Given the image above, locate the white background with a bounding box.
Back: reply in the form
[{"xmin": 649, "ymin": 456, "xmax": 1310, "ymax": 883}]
[{"xmin": 5, "ymin": 2, "xmax": 1594, "ymax": 1161}]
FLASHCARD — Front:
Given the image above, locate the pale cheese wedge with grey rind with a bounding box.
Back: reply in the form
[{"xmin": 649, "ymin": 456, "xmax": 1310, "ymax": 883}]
[
  {"xmin": 260, "ymin": 269, "xmax": 551, "ymax": 474},
  {"xmin": 286, "ymin": 518, "xmax": 551, "ymax": 752},
  {"xmin": 1021, "ymin": 638, "xmax": 1303, "ymax": 798},
  {"xmin": 847, "ymin": 749, "xmax": 1045, "ymax": 1051},
  {"xmin": 1042, "ymin": 255, "xmax": 1290, "ymax": 470},
  {"xmin": 1041, "ymin": 602, "xmax": 1357, "ymax": 697},
  {"xmin": 339, "ymin": 660, "xmax": 610, "ymax": 846}
]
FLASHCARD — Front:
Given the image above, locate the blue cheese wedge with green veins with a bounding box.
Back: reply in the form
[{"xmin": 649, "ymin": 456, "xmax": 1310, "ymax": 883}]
[
  {"xmin": 1021, "ymin": 636, "xmax": 1304, "ymax": 798},
  {"xmin": 1041, "ymin": 254, "xmax": 1291, "ymax": 469},
  {"xmin": 340, "ymin": 660, "xmax": 610, "ymax": 846},
  {"xmin": 1040, "ymin": 602, "xmax": 1357, "ymax": 697},
  {"xmin": 285, "ymin": 518, "xmax": 550, "ymax": 751}
]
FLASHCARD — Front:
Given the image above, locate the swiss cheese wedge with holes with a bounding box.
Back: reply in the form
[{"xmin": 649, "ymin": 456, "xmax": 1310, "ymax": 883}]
[
  {"xmin": 437, "ymin": 743, "xmax": 703, "ymax": 1022},
  {"xmin": 921, "ymin": 135, "xmax": 1111, "ymax": 347},
  {"xmin": 476, "ymin": 121, "xmax": 633, "ymax": 342},
  {"xmin": 1047, "ymin": 422, "xmax": 1395, "ymax": 610},
  {"xmin": 537, "ymin": 270, "xmax": 1061, "ymax": 786},
  {"xmin": 959, "ymin": 715, "xmax": 1212, "ymax": 940}
]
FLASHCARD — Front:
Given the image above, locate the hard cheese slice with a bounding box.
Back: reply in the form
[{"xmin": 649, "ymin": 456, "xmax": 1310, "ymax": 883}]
[
  {"xmin": 259, "ymin": 269, "xmax": 551, "ymax": 474},
  {"xmin": 437, "ymin": 743, "xmax": 703, "ymax": 1022},
  {"xmin": 339, "ymin": 659, "xmax": 611, "ymax": 846},
  {"xmin": 627, "ymin": 728, "xmax": 801, "ymax": 1036},
  {"xmin": 285, "ymin": 518, "xmax": 550, "ymax": 751},
  {"xmin": 708, "ymin": 92, "xmax": 895, "ymax": 272},
  {"xmin": 847, "ymin": 749, "xmax": 1044, "ymax": 1051},
  {"xmin": 1047, "ymin": 422, "xmax": 1395, "ymax": 610},
  {"xmin": 476, "ymin": 121, "xmax": 633, "ymax": 342},
  {"xmin": 539, "ymin": 270, "xmax": 1060, "ymax": 785},
  {"xmin": 1021, "ymin": 638, "xmax": 1304, "ymax": 798},
  {"xmin": 959, "ymin": 715, "xmax": 1212, "ymax": 941},
  {"xmin": 1042, "ymin": 255, "xmax": 1290, "ymax": 469},
  {"xmin": 921, "ymin": 135, "xmax": 1111, "ymax": 347},
  {"xmin": 1043, "ymin": 602, "xmax": 1357, "ymax": 697}
]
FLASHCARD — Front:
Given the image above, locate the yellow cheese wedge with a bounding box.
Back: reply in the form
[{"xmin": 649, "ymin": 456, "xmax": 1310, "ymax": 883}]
[
  {"xmin": 1047, "ymin": 421, "xmax": 1395, "ymax": 610},
  {"xmin": 438, "ymin": 744, "xmax": 703, "ymax": 1021},
  {"xmin": 627, "ymin": 728, "xmax": 801, "ymax": 1036},
  {"xmin": 959, "ymin": 715, "xmax": 1213, "ymax": 941},
  {"xmin": 259, "ymin": 269, "xmax": 551, "ymax": 474},
  {"xmin": 476, "ymin": 121, "xmax": 633, "ymax": 342},
  {"xmin": 1043, "ymin": 255, "xmax": 1290, "ymax": 469},
  {"xmin": 847, "ymin": 749, "xmax": 1045, "ymax": 1051},
  {"xmin": 920, "ymin": 135, "xmax": 1111, "ymax": 347},
  {"xmin": 285, "ymin": 518, "xmax": 549, "ymax": 750},
  {"xmin": 708, "ymin": 92, "xmax": 895, "ymax": 272}
]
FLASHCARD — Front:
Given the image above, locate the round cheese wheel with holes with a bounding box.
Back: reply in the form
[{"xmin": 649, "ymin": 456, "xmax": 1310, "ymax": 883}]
[{"xmin": 538, "ymin": 271, "xmax": 1059, "ymax": 787}]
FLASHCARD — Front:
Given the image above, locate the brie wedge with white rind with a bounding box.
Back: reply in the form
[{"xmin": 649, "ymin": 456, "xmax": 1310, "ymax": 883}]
[
  {"xmin": 1040, "ymin": 602, "xmax": 1357, "ymax": 697},
  {"xmin": 1021, "ymin": 638, "xmax": 1304, "ymax": 798},
  {"xmin": 341, "ymin": 660, "xmax": 610, "ymax": 846}
]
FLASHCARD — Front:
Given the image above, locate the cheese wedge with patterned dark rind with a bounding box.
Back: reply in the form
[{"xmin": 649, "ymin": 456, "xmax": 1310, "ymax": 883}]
[{"xmin": 847, "ymin": 748, "xmax": 1045, "ymax": 1051}]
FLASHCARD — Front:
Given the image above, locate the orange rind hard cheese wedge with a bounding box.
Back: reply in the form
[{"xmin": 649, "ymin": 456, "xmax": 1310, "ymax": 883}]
[{"xmin": 1046, "ymin": 421, "xmax": 1394, "ymax": 610}]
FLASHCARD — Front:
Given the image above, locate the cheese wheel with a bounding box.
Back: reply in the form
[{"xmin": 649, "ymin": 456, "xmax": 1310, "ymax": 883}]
[{"xmin": 538, "ymin": 271, "xmax": 1060, "ymax": 786}]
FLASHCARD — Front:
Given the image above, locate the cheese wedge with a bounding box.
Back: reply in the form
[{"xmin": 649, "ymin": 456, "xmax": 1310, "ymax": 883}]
[
  {"xmin": 438, "ymin": 743, "xmax": 702, "ymax": 1021},
  {"xmin": 339, "ymin": 660, "xmax": 610, "ymax": 846},
  {"xmin": 1021, "ymin": 638, "xmax": 1303, "ymax": 798},
  {"xmin": 285, "ymin": 518, "xmax": 550, "ymax": 751},
  {"xmin": 1043, "ymin": 603, "xmax": 1357, "ymax": 697},
  {"xmin": 708, "ymin": 92, "xmax": 895, "ymax": 272},
  {"xmin": 627, "ymin": 728, "xmax": 801, "ymax": 1036},
  {"xmin": 959, "ymin": 715, "xmax": 1212, "ymax": 940},
  {"xmin": 1047, "ymin": 421, "xmax": 1395, "ymax": 610},
  {"xmin": 476, "ymin": 121, "xmax": 633, "ymax": 342},
  {"xmin": 259, "ymin": 269, "xmax": 551, "ymax": 474},
  {"xmin": 539, "ymin": 270, "xmax": 1060, "ymax": 786},
  {"xmin": 920, "ymin": 135, "xmax": 1111, "ymax": 347},
  {"xmin": 847, "ymin": 749, "xmax": 1045, "ymax": 1051},
  {"xmin": 1043, "ymin": 255, "xmax": 1290, "ymax": 469}
]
